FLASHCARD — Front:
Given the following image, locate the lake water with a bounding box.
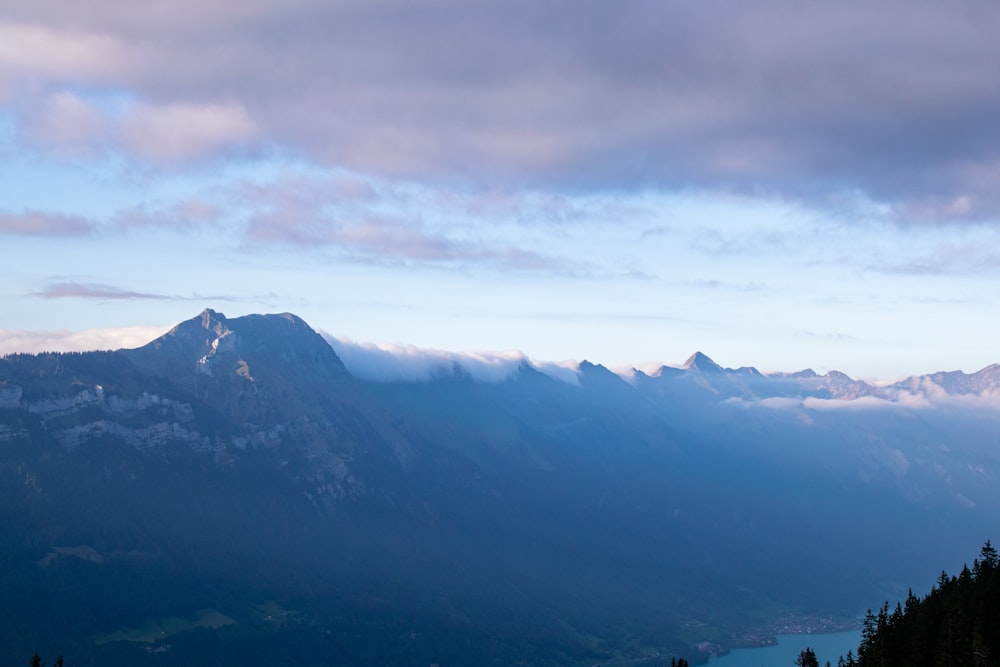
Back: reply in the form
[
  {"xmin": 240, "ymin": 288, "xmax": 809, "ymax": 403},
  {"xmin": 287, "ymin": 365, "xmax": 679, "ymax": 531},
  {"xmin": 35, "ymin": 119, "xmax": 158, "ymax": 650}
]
[{"xmin": 706, "ymin": 630, "xmax": 861, "ymax": 667}]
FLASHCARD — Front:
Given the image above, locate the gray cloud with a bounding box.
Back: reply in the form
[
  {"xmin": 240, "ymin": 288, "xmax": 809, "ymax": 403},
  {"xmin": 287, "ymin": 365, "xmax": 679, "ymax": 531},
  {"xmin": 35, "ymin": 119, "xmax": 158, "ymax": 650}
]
[
  {"xmin": 0, "ymin": 210, "xmax": 96, "ymax": 236},
  {"xmin": 4, "ymin": 2, "xmax": 1000, "ymax": 220}
]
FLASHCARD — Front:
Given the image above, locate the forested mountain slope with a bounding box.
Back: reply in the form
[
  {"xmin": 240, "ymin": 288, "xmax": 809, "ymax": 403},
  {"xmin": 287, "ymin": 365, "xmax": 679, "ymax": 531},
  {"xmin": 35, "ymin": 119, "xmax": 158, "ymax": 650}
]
[{"xmin": 837, "ymin": 542, "xmax": 1000, "ymax": 667}]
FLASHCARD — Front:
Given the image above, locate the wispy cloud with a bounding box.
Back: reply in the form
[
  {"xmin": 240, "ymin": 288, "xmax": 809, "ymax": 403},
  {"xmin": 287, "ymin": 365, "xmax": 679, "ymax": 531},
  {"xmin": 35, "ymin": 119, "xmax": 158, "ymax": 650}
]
[
  {"xmin": 686, "ymin": 279, "xmax": 768, "ymax": 292},
  {"xmin": 690, "ymin": 226, "xmax": 804, "ymax": 257},
  {"xmin": 30, "ymin": 282, "xmax": 169, "ymax": 300},
  {"xmin": 114, "ymin": 199, "xmax": 221, "ymax": 230},
  {"xmin": 881, "ymin": 243, "xmax": 1000, "ymax": 275},
  {"xmin": 0, "ymin": 211, "xmax": 96, "ymax": 237},
  {"xmin": 234, "ymin": 172, "xmax": 587, "ymax": 273},
  {"xmin": 797, "ymin": 330, "xmax": 859, "ymax": 342},
  {"xmin": 246, "ymin": 209, "xmax": 577, "ymax": 272},
  {"xmin": 28, "ymin": 281, "xmax": 253, "ymax": 303}
]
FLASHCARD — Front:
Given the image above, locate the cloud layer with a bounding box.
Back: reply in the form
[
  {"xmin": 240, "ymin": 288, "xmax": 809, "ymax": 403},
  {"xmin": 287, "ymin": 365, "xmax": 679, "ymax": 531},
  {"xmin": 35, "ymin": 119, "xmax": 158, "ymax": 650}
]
[
  {"xmin": 323, "ymin": 333, "xmax": 541, "ymax": 384},
  {"xmin": 4, "ymin": 1, "xmax": 1000, "ymax": 220},
  {"xmin": 0, "ymin": 325, "xmax": 171, "ymax": 355}
]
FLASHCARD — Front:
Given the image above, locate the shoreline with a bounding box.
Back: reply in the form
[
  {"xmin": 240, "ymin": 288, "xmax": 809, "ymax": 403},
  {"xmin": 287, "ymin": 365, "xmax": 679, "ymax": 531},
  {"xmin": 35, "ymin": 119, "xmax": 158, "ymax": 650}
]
[{"xmin": 703, "ymin": 628, "xmax": 863, "ymax": 667}]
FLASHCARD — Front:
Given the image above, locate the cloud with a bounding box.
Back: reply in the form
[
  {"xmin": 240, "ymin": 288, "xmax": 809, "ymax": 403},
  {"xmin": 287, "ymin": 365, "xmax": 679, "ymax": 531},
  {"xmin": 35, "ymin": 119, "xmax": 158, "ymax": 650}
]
[
  {"xmin": 247, "ymin": 209, "xmax": 574, "ymax": 271},
  {"xmin": 729, "ymin": 396, "xmax": 804, "ymax": 412},
  {"xmin": 0, "ymin": 21, "xmax": 127, "ymax": 97},
  {"xmin": 19, "ymin": 90, "xmax": 108, "ymax": 154},
  {"xmin": 686, "ymin": 279, "xmax": 768, "ymax": 292},
  {"xmin": 0, "ymin": 210, "xmax": 96, "ymax": 237},
  {"xmin": 322, "ymin": 333, "xmax": 529, "ymax": 383},
  {"xmin": 733, "ymin": 389, "xmax": 1000, "ymax": 412},
  {"xmin": 321, "ymin": 332, "xmax": 582, "ymax": 384},
  {"xmin": 797, "ymin": 330, "xmax": 859, "ymax": 342},
  {"xmin": 236, "ymin": 172, "xmax": 585, "ymax": 273},
  {"xmin": 28, "ymin": 281, "xmax": 248, "ymax": 303},
  {"xmin": 883, "ymin": 242, "xmax": 1000, "ymax": 275},
  {"xmin": 0, "ymin": 324, "xmax": 170, "ymax": 355},
  {"xmin": 5, "ymin": 2, "xmax": 1000, "ymax": 220},
  {"xmin": 121, "ymin": 101, "xmax": 257, "ymax": 163},
  {"xmin": 530, "ymin": 361, "xmax": 582, "ymax": 385},
  {"xmin": 114, "ymin": 199, "xmax": 221, "ymax": 230},
  {"xmin": 801, "ymin": 396, "xmax": 904, "ymax": 411},
  {"xmin": 30, "ymin": 282, "xmax": 168, "ymax": 300}
]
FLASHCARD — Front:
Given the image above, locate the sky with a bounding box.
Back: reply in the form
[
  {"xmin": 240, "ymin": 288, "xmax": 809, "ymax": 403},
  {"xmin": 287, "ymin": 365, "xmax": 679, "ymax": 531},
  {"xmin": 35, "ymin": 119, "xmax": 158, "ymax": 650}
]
[{"xmin": 2, "ymin": 0, "xmax": 1000, "ymax": 380}]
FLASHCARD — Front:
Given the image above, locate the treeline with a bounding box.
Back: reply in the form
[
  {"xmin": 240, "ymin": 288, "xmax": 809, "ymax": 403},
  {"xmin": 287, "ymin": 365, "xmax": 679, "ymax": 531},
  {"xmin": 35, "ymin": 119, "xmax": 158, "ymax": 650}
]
[{"xmin": 841, "ymin": 541, "xmax": 1000, "ymax": 666}]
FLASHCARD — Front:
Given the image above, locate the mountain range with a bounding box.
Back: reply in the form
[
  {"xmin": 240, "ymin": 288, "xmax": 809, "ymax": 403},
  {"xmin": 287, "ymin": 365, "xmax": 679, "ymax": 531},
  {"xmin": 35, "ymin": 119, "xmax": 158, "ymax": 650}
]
[{"xmin": 2, "ymin": 309, "xmax": 999, "ymax": 666}]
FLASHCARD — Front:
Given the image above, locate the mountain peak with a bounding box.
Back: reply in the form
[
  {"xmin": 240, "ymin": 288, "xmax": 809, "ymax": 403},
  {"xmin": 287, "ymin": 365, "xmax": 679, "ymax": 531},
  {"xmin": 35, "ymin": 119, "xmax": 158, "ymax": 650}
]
[
  {"xmin": 133, "ymin": 308, "xmax": 232, "ymax": 356},
  {"xmin": 683, "ymin": 351, "xmax": 724, "ymax": 373},
  {"xmin": 653, "ymin": 364, "xmax": 685, "ymax": 378},
  {"xmin": 125, "ymin": 309, "xmax": 350, "ymax": 390}
]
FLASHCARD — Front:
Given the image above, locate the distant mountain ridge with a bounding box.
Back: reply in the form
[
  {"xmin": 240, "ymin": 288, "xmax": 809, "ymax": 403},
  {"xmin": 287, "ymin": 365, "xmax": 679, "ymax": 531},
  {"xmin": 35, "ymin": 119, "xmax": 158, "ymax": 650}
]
[
  {"xmin": 2, "ymin": 309, "xmax": 1000, "ymax": 666},
  {"xmin": 325, "ymin": 332, "xmax": 998, "ymax": 405},
  {"xmin": 625, "ymin": 352, "xmax": 1000, "ymax": 403},
  {"xmin": 324, "ymin": 314, "xmax": 1000, "ymax": 403}
]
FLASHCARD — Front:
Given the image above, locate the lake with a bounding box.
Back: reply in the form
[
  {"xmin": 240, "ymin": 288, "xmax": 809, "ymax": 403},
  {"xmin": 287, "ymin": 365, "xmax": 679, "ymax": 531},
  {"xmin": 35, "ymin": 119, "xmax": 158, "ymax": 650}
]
[{"xmin": 706, "ymin": 630, "xmax": 862, "ymax": 667}]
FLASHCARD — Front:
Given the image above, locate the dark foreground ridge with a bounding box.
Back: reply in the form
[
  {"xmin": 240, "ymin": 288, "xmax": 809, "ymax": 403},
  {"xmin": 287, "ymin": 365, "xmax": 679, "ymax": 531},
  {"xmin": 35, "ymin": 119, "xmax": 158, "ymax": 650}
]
[{"xmin": 2, "ymin": 309, "xmax": 1000, "ymax": 666}]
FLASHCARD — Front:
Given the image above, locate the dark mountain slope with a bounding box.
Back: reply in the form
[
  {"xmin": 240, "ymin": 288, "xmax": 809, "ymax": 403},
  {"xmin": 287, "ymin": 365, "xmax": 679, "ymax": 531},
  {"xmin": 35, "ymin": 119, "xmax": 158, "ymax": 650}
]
[{"xmin": 2, "ymin": 311, "xmax": 1000, "ymax": 665}]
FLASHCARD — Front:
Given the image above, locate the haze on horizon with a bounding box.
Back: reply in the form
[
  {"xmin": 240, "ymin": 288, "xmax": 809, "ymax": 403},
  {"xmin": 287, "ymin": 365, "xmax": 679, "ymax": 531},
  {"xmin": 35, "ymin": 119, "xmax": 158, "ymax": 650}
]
[{"xmin": 2, "ymin": 1, "xmax": 1000, "ymax": 379}]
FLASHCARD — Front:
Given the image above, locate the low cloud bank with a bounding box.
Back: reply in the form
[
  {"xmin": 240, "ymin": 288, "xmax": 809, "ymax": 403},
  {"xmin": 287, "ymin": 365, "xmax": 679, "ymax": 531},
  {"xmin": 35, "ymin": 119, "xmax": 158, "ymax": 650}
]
[
  {"xmin": 730, "ymin": 387, "xmax": 1000, "ymax": 412},
  {"xmin": 321, "ymin": 332, "xmax": 579, "ymax": 385},
  {"xmin": 0, "ymin": 325, "xmax": 172, "ymax": 355}
]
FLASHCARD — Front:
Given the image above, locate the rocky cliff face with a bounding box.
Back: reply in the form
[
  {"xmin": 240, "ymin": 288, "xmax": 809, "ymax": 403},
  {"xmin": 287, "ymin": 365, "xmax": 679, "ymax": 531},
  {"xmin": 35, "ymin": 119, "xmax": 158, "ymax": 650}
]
[{"xmin": 1, "ymin": 312, "xmax": 399, "ymax": 511}]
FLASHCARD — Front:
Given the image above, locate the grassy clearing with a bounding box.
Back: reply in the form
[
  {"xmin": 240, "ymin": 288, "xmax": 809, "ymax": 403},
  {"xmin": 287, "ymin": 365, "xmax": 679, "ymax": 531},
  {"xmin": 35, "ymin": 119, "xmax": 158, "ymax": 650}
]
[
  {"xmin": 37, "ymin": 545, "xmax": 105, "ymax": 567},
  {"xmin": 94, "ymin": 608, "xmax": 236, "ymax": 644}
]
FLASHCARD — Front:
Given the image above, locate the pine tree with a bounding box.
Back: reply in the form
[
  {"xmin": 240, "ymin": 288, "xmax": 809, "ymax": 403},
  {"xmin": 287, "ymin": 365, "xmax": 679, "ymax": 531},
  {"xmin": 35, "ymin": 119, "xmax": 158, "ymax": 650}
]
[
  {"xmin": 796, "ymin": 647, "xmax": 819, "ymax": 667},
  {"xmin": 838, "ymin": 649, "xmax": 857, "ymax": 666},
  {"xmin": 848, "ymin": 540, "xmax": 1000, "ymax": 666}
]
